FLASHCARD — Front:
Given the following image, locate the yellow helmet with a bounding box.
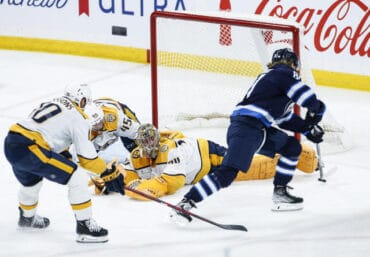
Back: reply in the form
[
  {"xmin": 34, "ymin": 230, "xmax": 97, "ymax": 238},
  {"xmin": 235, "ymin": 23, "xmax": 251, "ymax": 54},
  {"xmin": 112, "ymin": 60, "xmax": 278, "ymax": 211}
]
[{"xmin": 135, "ymin": 123, "xmax": 160, "ymax": 159}]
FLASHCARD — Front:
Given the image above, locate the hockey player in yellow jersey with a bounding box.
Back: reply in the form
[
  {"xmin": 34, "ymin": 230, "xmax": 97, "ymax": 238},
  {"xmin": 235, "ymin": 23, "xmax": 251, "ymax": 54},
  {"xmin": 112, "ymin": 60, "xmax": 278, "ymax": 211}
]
[
  {"xmin": 3, "ymin": 83, "xmax": 124, "ymax": 243},
  {"xmin": 124, "ymin": 124, "xmax": 228, "ymax": 200},
  {"xmin": 84, "ymin": 97, "xmax": 140, "ymax": 163},
  {"xmin": 91, "ymin": 123, "xmax": 225, "ymax": 199},
  {"xmin": 90, "ymin": 123, "xmax": 280, "ymax": 200}
]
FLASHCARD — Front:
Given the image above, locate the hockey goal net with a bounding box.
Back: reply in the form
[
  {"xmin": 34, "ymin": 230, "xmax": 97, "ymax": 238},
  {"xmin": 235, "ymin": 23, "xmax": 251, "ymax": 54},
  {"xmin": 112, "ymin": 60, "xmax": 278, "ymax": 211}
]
[{"xmin": 150, "ymin": 11, "xmax": 352, "ymax": 154}]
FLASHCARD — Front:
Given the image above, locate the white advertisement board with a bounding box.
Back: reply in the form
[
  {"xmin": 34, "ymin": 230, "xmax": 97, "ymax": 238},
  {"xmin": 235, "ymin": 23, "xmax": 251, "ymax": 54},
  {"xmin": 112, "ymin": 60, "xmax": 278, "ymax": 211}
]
[{"xmin": 0, "ymin": 0, "xmax": 368, "ymax": 77}]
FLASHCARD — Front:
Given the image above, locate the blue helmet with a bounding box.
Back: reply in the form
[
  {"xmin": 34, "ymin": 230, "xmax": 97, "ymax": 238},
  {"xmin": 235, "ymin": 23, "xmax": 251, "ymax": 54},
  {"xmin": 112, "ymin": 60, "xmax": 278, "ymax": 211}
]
[{"xmin": 271, "ymin": 48, "xmax": 300, "ymax": 70}]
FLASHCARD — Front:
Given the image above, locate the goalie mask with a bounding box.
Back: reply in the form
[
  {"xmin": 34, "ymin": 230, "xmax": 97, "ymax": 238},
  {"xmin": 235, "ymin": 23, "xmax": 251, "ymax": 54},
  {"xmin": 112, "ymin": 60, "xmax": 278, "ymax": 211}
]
[
  {"xmin": 84, "ymin": 103, "xmax": 104, "ymax": 131},
  {"xmin": 135, "ymin": 123, "xmax": 160, "ymax": 159},
  {"xmin": 64, "ymin": 82, "xmax": 92, "ymax": 109},
  {"xmin": 271, "ymin": 48, "xmax": 300, "ymax": 71}
]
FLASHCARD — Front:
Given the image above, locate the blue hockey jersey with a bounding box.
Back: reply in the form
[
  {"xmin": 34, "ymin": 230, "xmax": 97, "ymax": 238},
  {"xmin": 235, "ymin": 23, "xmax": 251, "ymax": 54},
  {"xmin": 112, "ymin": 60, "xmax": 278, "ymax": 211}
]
[{"xmin": 231, "ymin": 64, "xmax": 323, "ymax": 133}]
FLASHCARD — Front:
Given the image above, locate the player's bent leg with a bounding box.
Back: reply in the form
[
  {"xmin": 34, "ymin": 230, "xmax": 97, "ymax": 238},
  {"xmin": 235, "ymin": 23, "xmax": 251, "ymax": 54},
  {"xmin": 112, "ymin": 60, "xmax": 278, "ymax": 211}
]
[
  {"xmin": 18, "ymin": 180, "xmax": 50, "ymax": 229},
  {"xmin": 68, "ymin": 168, "xmax": 108, "ymax": 243}
]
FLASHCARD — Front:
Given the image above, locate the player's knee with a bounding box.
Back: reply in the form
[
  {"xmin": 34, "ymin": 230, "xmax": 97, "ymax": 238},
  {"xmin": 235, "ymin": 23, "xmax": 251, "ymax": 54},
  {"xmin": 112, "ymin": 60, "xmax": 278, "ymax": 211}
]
[
  {"xmin": 280, "ymin": 137, "xmax": 302, "ymax": 157},
  {"xmin": 67, "ymin": 168, "xmax": 90, "ymax": 203},
  {"xmin": 212, "ymin": 165, "xmax": 239, "ymax": 188}
]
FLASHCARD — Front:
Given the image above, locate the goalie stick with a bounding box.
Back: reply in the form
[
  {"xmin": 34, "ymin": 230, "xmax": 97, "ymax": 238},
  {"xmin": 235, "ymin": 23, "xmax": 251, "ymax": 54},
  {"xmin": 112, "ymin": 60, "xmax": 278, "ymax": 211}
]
[{"xmin": 124, "ymin": 186, "xmax": 248, "ymax": 232}]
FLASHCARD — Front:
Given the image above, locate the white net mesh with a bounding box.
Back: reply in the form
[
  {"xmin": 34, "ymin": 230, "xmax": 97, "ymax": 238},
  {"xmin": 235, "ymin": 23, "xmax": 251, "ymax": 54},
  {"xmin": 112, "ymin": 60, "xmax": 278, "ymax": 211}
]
[{"xmin": 152, "ymin": 11, "xmax": 353, "ymax": 154}]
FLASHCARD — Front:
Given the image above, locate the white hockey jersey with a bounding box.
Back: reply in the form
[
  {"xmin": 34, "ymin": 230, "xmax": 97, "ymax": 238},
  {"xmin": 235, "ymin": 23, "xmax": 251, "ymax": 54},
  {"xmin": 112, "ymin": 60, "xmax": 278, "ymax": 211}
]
[
  {"xmin": 91, "ymin": 98, "xmax": 140, "ymax": 151},
  {"xmin": 12, "ymin": 97, "xmax": 106, "ymax": 175}
]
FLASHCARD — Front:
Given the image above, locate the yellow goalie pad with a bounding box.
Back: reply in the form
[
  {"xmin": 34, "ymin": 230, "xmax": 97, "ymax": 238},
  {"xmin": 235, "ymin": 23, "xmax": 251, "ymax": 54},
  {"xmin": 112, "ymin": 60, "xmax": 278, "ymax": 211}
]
[
  {"xmin": 235, "ymin": 143, "xmax": 318, "ymax": 181},
  {"xmin": 235, "ymin": 154, "xmax": 278, "ymax": 181},
  {"xmin": 296, "ymin": 143, "xmax": 318, "ymax": 173}
]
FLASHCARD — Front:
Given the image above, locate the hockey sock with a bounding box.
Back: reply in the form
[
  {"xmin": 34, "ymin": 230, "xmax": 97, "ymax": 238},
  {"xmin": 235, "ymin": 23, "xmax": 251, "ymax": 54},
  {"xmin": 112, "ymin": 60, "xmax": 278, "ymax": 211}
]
[
  {"xmin": 273, "ymin": 155, "xmax": 299, "ymax": 185},
  {"xmin": 184, "ymin": 173, "xmax": 221, "ymax": 202}
]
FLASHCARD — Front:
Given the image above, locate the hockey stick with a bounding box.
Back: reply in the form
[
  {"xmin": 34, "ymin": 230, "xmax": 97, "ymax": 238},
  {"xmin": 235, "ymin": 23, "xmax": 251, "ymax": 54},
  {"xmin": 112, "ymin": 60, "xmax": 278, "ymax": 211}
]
[
  {"xmin": 316, "ymin": 143, "xmax": 326, "ymax": 183},
  {"xmin": 124, "ymin": 186, "xmax": 248, "ymax": 232}
]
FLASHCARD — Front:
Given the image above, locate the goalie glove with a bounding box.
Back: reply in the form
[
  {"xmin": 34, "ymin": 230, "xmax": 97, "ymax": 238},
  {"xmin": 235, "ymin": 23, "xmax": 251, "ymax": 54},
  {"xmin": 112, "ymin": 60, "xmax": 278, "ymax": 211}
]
[
  {"xmin": 126, "ymin": 177, "xmax": 168, "ymax": 200},
  {"xmin": 100, "ymin": 159, "xmax": 125, "ymax": 195},
  {"xmin": 303, "ymin": 124, "xmax": 324, "ymax": 144}
]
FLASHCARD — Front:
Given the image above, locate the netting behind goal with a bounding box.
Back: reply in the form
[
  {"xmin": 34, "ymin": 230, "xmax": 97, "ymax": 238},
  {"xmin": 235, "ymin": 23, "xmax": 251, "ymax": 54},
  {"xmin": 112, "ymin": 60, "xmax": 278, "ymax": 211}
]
[{"xmin": 150, "ymin": 11, "xmax": 352, "ymax": 154}]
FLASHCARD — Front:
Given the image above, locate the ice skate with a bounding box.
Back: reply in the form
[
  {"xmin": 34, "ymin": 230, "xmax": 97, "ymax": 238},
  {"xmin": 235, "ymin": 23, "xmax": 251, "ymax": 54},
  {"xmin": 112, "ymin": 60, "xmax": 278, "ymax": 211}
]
[
  {"xmin": 18, "ymin": 207, "xmax": 50, "ymax": 229},
  {"xmin": 169, "ymin": 198, "xmax": 197, "ymax": 226},
  {"xmin": 76, "ymin": 218, "xmax": 108, "ymax": 243},
  {"xmin": 272, "ymin": 185, "xmax": 303, "ymax": 211}
]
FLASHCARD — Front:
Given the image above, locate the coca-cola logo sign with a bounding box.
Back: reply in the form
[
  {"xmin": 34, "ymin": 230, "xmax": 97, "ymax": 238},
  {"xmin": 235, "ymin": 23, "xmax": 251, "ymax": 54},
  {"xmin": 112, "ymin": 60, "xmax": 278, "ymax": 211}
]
[{"xmin": 255, "ymin": 0, "xmax": 369, "ymax": 57}]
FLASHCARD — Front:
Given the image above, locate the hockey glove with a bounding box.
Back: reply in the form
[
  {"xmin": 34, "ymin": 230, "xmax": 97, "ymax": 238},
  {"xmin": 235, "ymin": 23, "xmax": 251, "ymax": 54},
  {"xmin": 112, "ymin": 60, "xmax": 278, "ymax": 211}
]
[
  {"xmin": 100, "ymin": 160, "xmax": 125, "ymax": 195},
  {"xmin": 305, "ymin": 100, "xmax": 326, "ymax": 125},
  {"xmin": 303, "ymin": 125, "xmax": 324, "ymax": 143},
  {"xmin": 89, "ymin": 177, "xmax": 109, "ymax": 195}
]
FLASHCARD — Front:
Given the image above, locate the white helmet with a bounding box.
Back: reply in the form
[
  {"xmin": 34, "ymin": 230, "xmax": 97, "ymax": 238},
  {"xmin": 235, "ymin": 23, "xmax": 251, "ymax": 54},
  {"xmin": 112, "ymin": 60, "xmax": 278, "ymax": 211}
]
[
  {"xmin": 84, "ymin": 103, "xmax": 104, "ymax": 131},
  {"xmin": 64, "ymin": 83, "xmax": 92, "ymax": 108}
]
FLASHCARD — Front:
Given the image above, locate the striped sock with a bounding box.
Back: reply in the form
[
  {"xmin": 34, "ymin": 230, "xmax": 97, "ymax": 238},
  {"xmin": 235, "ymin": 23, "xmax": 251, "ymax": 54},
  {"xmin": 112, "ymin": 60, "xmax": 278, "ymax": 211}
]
[{"xmin": 184, "ymin": 173, "xmax": 221, "ymax": 202}]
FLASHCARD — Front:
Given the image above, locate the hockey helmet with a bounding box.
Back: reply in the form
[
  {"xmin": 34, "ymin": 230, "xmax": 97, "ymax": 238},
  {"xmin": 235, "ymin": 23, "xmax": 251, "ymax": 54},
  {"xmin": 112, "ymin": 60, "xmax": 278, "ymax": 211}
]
[
  {"xmin": 84, "ymin": 103, "xmax": 104, "ymax": 131},
  {"xmin": 64, "ymin": 82, "xmax": 92, "ymax": 109},
  {"xmin": 271, "ymin": 48, "xmax": 300, "ymax": 71},
  {"xmin": 135, "ymin": 123, "xmax": 160, "ymax": 159}
]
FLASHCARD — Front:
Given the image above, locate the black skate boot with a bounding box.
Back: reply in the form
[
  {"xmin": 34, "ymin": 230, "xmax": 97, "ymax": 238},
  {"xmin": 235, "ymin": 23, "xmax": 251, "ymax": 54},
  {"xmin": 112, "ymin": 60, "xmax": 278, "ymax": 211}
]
[
  {"xmin": 18, "ymin": 207, "xmax": 50, "ymax": 229},
  {"xmin": 76, "ymin": 218, "xmax": 108, "ymax": 243},
  {"xmin": 272, "ymin": 185, "xmax": 303, "ymax": 211},
  {"xmin": 169, "ymin": 198, "xmax": 197, "ymax": 226}
]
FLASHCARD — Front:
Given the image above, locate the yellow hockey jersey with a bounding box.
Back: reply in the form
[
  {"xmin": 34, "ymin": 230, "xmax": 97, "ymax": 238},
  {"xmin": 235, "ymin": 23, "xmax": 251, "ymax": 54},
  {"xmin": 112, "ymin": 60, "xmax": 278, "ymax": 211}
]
[{"xmin": 123, "ymin": 131, "xmax": 224, "ymax": 200}]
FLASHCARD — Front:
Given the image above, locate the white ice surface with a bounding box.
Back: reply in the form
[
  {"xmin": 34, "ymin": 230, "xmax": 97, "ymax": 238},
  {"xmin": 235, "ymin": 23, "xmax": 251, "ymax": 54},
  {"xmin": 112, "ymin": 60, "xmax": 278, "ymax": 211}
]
[{"xmin": 0, "ymin": 50, "xmax": 369, "ymax": 257}]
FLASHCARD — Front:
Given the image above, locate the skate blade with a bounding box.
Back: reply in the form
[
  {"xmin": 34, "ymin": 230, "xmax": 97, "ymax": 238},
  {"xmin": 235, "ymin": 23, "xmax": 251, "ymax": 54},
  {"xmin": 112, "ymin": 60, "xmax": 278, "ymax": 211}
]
[
  {"xmin": 17, "ymin": 225, "xmax": 49, "ymax": 231},
  {"xmin": 76, "ymin": 234, "xmax": 109, "ymax": 243},
  {"xmin": 271, "ymin": 202, "xmax": 304, "ymax": 212}
]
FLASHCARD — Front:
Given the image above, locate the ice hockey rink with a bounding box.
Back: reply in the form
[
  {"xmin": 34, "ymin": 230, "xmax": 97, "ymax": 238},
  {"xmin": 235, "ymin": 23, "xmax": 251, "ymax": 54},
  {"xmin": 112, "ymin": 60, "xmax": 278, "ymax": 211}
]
[{"xmin": 0, "ymin": 50, "xmax": 369, "ymax": 257}]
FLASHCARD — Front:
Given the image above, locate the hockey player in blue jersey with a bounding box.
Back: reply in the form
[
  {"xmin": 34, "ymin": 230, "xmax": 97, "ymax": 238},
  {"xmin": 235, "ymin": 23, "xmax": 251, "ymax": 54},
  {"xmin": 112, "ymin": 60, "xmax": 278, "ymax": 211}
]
[{"xmin": 170, "ymin": 48, "xmax": 326, "ymax": 222}]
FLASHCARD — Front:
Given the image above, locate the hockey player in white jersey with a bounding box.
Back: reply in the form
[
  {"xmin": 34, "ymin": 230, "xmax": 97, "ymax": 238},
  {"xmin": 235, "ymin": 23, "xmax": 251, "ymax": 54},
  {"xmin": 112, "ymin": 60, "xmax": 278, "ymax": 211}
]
[
  {"xmin": 84, "ymin": 98, "xmax": 140, "ymax": 163},
  {"xmin": 3, "ymin": 83, "xmax": 124, "ymax": 243}
]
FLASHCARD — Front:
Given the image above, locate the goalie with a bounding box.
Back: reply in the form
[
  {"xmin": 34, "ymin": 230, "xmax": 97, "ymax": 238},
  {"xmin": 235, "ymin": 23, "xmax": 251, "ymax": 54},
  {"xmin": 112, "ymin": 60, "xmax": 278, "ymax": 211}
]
[{"xmin": 90, "ymin": 123, "xmax": 318, "ymax": 200}]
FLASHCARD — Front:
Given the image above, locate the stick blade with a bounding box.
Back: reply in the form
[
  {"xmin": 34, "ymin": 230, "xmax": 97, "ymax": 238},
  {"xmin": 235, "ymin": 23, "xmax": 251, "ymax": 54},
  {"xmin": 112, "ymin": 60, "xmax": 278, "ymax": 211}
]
[{"xmin": 217, "ymin": 223, "xmax": 248, "ymax": 232}]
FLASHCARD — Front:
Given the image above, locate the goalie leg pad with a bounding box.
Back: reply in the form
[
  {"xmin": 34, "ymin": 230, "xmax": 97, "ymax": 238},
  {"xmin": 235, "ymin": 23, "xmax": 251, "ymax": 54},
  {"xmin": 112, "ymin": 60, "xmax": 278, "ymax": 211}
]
[
  {"xmin": 235, "ymin": 155, "xmax": 278, "ymax": 181},
  {"xmin": 296, "ymin": 143, "xmax": 318, "ymax": 173}
]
